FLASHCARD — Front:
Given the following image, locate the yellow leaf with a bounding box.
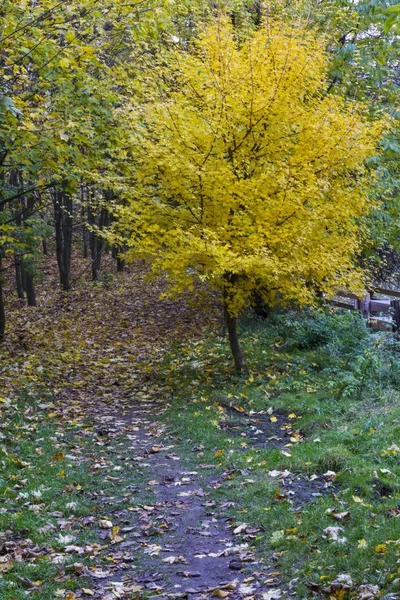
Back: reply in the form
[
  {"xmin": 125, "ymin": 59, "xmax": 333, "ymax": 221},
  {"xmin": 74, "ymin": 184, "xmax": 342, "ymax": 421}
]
[
  {"xmin": 59, "ymin": 57, "xmax": 70, "ymax": 68},
  {"xmin": 212, "ymin": 590, "xmax": 231, "ymax": 598},
  {"xmin": 51, "ymin": 451, "xmax": 65, "ymax": 462},
  {"xmin": 0, "ymin": 559, "xmax": 13, "ymax": 572}
]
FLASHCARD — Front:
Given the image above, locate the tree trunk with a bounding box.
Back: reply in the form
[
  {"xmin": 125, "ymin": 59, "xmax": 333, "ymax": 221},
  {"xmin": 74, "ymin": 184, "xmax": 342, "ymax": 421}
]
[
  {"xmin": 223, "ymin": 274, "xmax": 245, "ymax": 372},
  {"xmin": 21, "ymin": 259, "xmax": 27, "ymax": 292},
  {"xmin": 116, "ymin": 243, "xmax": 127, "ymax": 272},
  {"xmin": 88, "ymin": 204, "xmax": 98, "ymax": 281},
  {"xmin": 117, "ymin": 251, "xmax": 125, "ymax": 273},
  {"xmin": 14, "ymin": 200, "xmax": 24, "ymax": 298},
  {"xmin": 0, "ymin": 251, "xmax": 4, "ymax": 340},
  {"xmin": 42, "ymin": 237, "xmax": 48, "ymax": 255},
  {"xmin": 25, "ymin": 193, "xmax": 37, "ymax": 306},
  {"xmin": 224, "ymin": 303, "xmax": 245, "ymax": 372},
  {"xmin": 53, "ymin": 188, "xmax": 73, "ymax": 290},
  {"xmin": 81, "ymin": 186, "xmax": 88, "ymax": 258},
  {"xmin": 95, "ymin": 207, "xmax": 107, "ymax": 271},
  {"xmin": 0, "ymin": 163, "xmax": 5, "ymax": 339},
  {"xmin": 25, "ymin": 272, "xmax": 36, "ymax": 306},
  {"xmin": 15, "ymin": 253, "xmax": 24, "ymax": 298}
]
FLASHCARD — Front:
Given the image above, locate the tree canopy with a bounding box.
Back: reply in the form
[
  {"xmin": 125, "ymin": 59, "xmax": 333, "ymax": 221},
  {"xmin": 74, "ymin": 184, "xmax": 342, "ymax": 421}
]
[{"xmin": 114, "ymin": 18, "xmax": 384, "ymax": 367}]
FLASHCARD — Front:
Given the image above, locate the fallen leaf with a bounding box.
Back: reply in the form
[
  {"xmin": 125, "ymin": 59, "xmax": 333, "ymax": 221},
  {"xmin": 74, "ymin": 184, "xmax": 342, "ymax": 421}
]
[
  {"xmin": 212, "ymin": 590, "xmax": 231, "ymax": 598},
  {"xmin": 233, "ymin": 523, "xmax": 248, "ymax": 535},
  {"xmin": 161, "ymin": 555, "xmax": 188, "ymax": 564},
  {"xmin": 330, "ymin": 511, "xmax": 350, "ymax": 522},
  {"xmin": 99, "ymin": 519, "xmax": 113, "ymax": 529},
  {"xmin": 262, "ymin": 590, "xmax": 282, "ymax": 600},
  {"xmin": 323, "ymin": 527, "xmax": 347, "ymax": 544}
]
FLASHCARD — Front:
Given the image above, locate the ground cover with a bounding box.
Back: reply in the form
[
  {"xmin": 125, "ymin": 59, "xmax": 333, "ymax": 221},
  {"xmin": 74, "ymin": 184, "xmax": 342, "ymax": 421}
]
[
  {"xmin": 159, "ymin": 311, "xmax": 400, "ymax": 599},
  {"xmin": 1, "ymin": 258, "xmax": 400, "ymax": 599}
]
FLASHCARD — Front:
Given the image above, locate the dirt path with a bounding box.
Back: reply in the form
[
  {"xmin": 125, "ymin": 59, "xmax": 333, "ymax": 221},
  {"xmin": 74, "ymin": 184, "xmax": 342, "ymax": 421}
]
[
  {"xmin": 1, "ymin": 260, "xmax": 285, "ymax": 598},
  {"xmin": 87, "ymin": 402, "xmax": 284, "ymax": 600}
]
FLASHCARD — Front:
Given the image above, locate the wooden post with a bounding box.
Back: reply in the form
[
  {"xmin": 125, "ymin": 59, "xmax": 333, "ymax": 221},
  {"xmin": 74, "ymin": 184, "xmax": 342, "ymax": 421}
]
[
  {"xmin": 356, "ymin": 294, "xmax": 370, "ymax": 320},
  {"xmin": 391, "ymin": 300, "xmax": 400, "ymax": 333}
]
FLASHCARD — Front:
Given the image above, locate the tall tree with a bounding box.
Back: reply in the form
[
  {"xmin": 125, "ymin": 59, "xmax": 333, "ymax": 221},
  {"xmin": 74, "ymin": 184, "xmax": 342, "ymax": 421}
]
[{"xmin": 115, "ymin": 18, "xmax": 384, "ymax": 370}]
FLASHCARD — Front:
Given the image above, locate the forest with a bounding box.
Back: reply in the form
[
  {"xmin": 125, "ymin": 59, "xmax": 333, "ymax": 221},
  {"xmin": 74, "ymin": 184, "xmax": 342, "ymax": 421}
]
[{"xmin": 1, "ymin": 0, "xmax": 400, "ymax": 598}]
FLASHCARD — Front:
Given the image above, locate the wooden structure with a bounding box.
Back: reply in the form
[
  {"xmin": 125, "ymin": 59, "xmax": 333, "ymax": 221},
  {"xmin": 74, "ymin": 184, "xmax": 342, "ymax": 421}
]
[{"xmin": 331, "ymin": 287, "xmax": 400, "ymax": 332}]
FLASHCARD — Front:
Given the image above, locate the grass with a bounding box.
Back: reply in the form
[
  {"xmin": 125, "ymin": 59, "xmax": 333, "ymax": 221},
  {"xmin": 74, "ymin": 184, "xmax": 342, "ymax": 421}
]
[
  {"xmin": 3, "ymin": 302, "xmax": 400, "ymax": 598},
  {"xmin": 0, "ymin": 390, "xmax": 152, "ymax": 599},
  {"xmin": 158, "ymin": 307, "xmax": 400, "ymax": 598}
]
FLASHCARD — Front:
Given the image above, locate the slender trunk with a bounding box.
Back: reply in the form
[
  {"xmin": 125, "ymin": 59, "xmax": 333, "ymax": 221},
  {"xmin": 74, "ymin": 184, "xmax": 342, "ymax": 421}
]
[
  {"xmin": 15, "ymin": 253, "xmax": 24, "ymax": 298},
  {"xmin": 0, "ymin": 163, "xmax": 6, "ymax": 339},
  {"xmin": 62, "ymin": 194, "xmax": 73, "ymax": 281},
  {"xmin": 21, "ymin": 260, "xmax": 27, "ymax": 292},
  {"xmin": 117, "ymin": 252, "xmax": 125, "ymax": 273},
  {"xmin": 42, "ymin": 237, "xmax": 48, "ymax": 255},
  {"xmin": 116, "ymin": 243, "xmax": 126, "ymax": 272},
  {"xmin": 88, "ymin": 204, "xmax": 98, "ymax": 281},
  {"xmin": 25, "ymin": 273, "xmax": 36, "ymax": 306},
  {"xmin": 81, "ymin": 185, "xmax": 88, "ymax": 258},
  {"xmin": 224, "ymin": 306, "xmax": 245, "ymax": 372},
  {"xmin": 14, "ymin": 200, "xmax": 24, "ymax": 298},
  {"xmin": 223, "ymin": 274, "xmax": 245, "ymax": 371},
  {"xmin": 95, "ymin": 207, "xmax": 107, "ymax": 271},
  {"xmin": 53, "ymin": 188, "xmax": 72, "ymax": 290},
  {"xmin": 0, "ymin": 255, "xmax": 4, "ymax": 341},
  {"xmin": 25, "ymin": 192, "xmax": 37, "ymax": 306}
]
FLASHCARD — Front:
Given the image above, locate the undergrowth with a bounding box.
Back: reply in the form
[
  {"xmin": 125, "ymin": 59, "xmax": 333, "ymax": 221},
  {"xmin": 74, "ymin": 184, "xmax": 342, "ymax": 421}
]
[{"xmin": 160, "ymin": 307, "xmax": 400, "ymax": 598}]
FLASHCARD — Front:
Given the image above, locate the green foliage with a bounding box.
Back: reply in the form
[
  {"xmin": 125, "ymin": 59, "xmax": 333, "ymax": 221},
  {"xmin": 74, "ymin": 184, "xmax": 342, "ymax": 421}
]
[{"xmin": 273, "ymin": 308, "xmax": 368, "ymax": 352}]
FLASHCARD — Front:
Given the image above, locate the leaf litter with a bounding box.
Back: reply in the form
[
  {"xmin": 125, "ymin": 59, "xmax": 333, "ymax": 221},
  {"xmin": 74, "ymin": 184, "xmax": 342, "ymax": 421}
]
[
  {"xmin": 0, "ymin": 256, "xmax": 394, "ymax": 599},
  {"xmin": 0, "ymin": 257, "xmax": 289, "ymax": 598}
]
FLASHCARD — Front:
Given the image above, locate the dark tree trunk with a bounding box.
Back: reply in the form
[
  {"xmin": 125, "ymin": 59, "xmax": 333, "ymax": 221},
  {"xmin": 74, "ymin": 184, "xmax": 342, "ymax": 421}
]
[
  {"xmin": 0, "ymin": 255, "xmax": 4, "ymax": 341},
  {"xmin": 116, "ymin": 243, "xmax": 126, "ymax": 272},
  {"xmin": 81, "ymin": 185, "xmax": 88, "ymax": 258},
  {"xmin": 53, "ymin": 188, "xmax": 73, "ymax": 290},
  {"xmin": 0, "ymin": 162, "xmax": 6, "ymax": 338},
  {"xmin": 223, "ymin": 273, "xmax": 245, "ymax": 371},
  {"xmin": 95, "ymin": 206, "xmax": 107, "ymax": 271},
  {"xmin": 25, "ymin": 272, "xmax": 36, "ymax": 306},
  {"xmin": 88, "ymin": 203, "xmax": 98, "ymax": 281},
  {"xmin": 21, "ymin": 259, "xmax": 27, "ymax": 292},
  {"xmin": 117, "ymin": 252, "xmax": 125, "ymax": 273},
  {"xmin": 224, "ymin": 306, "xmax": 245, "ymax": 372},
  {"xmin": 15, "ymin": 253, "xmax": 24, "ymax": 298},
  {"xmin": 13, "ymin": 193, "xmax": 25, "ymax": 298},
  {"xmin": 24, "ymin": 193, "xmax": 37, "ymax": 306},
  {"xmin": 42, "ymin": 237, "xmax": 48, "ymax": 255}
]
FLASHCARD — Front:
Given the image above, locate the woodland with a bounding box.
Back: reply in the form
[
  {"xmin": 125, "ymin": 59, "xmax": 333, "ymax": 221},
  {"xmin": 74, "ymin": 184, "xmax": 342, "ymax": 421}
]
[{"xmin": 1, "ymin": 0, "xmax": 400, "ymax": 599}]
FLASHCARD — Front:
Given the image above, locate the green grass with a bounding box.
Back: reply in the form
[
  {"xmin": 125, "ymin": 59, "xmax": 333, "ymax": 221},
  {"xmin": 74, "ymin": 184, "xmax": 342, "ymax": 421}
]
[
  {"xmin": 158, "ymin": 307, "xmax": 400, "ymax": 598},
  {"xmin": 0, "ymin": 391, "xmax": 152, "ymax": 599}
]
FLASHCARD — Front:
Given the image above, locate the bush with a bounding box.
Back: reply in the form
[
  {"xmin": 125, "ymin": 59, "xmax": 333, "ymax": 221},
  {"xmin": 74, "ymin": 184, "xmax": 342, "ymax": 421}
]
[{"xmin": 277, "ymin": 308, "xmax": 367, "ymax": 352}]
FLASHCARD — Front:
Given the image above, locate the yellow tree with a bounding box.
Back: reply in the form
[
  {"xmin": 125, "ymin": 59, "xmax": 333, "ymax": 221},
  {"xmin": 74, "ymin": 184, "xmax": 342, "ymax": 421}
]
[{"xmin": 117, "ymin": 18, "xmax": 384, "ymax": 370}]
